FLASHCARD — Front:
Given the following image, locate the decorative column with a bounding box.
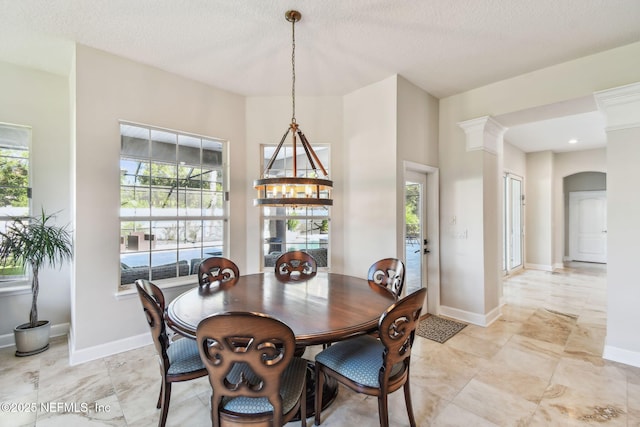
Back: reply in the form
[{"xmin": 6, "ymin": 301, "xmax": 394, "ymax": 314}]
[
  {"xmin": 452, "ymin": 116, "xmax": 507, "ymax": 325},
  {"xmin": 595, "ymin": 82, "xmax": 640, "ymax": 367}
]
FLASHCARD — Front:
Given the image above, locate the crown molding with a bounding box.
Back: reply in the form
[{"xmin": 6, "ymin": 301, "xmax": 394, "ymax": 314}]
[
  {"xmin": 457, "ymin": 116, "xmax": 508, "ymax": 155},
  {"xmin": 594, "ymin": 82, "xmax": 640, "ymax": 131}
]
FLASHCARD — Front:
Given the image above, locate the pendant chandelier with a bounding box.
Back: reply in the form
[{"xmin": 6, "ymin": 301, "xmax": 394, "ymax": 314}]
[{"xmin": 253, "ymin": 10, "xmax": 333, "ymax": 207}]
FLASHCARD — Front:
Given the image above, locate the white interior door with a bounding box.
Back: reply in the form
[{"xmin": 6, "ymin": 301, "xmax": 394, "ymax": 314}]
[{"xmin": 570, "ymin": 191, "xmax": 607, "ymax": 263}]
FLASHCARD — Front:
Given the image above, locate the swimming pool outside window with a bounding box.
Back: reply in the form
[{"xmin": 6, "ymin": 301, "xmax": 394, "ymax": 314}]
[{"xmin": 119, "ymin": 122, "xmax": 228, "ymax": 287}]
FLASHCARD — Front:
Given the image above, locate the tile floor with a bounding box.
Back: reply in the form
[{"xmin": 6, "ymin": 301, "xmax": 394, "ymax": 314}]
[{"xmin": 1, "ymin": 262, "xmax": 639, "ymax": 426}]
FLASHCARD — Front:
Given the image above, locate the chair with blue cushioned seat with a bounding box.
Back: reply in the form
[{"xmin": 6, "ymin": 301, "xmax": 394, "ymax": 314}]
[
  {"xmin": 313, "ymin": 288, "xmax": 427, "ymax": 427},
  {"xmin": 367, "ymin": 258, "xmax": 405, "ymax": 300},
  {"xmin": 135, "ymin": 279, "xmax": 208, "ymax": 427},
  {"xmin": 196, "ymin": 311, "xmax": 307, "ymax": 427},
  {"xmin": 198, "ymin": 256, "xmax": 240, "ymax": 289},
  {"xmin": 274, "ymin": 250, "xmax": 317, "ymax": 281}
]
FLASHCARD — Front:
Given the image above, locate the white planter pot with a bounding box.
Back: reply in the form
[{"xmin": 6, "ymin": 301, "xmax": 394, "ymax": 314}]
[{"xmin": 14, "ymin": 320, "xmax": 51, "ymax": 357}]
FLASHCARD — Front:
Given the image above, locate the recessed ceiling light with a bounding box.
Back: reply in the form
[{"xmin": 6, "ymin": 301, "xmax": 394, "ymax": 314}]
[{"xmin": 568, "ymin": 138, "xmax": 578, "ymax": 144}]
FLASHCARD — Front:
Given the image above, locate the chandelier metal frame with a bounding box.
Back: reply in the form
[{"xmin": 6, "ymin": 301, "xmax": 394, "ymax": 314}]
[{"xmin": 253, "ymin": 10, "xmax": 333, "ymax": 207}]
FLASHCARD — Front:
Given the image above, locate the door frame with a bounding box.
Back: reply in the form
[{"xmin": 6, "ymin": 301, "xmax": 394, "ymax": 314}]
[
  {"xmin": 403, "ymin": 161, "xmax": 440, "ymax": 315},
  {"xmin": 503, "ymin": 172, "xmax": 524, "ymax": 275}
]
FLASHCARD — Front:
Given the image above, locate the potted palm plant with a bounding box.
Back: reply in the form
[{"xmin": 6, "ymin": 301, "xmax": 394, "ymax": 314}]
[{"xmin": 0, "ymin": 209, "xmax": 72, "ymax": 356}]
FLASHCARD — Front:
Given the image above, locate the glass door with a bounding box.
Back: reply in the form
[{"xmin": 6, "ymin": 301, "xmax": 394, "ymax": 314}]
[
  {"xmin": 404, "ymin": 171, "xmax": 428, "ymax": 296},
  {"xmin": 504, "ymin": 173, "xmax": 523, "ymax": 273}
]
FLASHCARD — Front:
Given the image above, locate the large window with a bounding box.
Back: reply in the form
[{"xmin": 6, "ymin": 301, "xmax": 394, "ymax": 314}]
[
  {"xmin": 119, "ymin": 123, "xmax": 228, "ymax": 286},
  {"xmin": 260, "ymin": 145, "xmax": 330, "ymax": 269},
  {"xmin": 0, "ymin": 123, "xmax": 31, "ymax": 285}
]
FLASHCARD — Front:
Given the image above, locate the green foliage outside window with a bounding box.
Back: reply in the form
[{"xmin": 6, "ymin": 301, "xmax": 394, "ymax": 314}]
[
  {"xmin": 0, "ymin": 149, "xmax": 29, "ymax": 208},
  {"xmin": 405, "ymin": 184, "xmax": 420, "ymax": 237},
  {"xmin": 120, "ymin": 161, "xmax": 222, "ymax": 210}
]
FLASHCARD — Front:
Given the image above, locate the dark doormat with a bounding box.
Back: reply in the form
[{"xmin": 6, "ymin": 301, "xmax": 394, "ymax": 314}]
[{"xmin": 416, "ymin": 314, "xmax": 467, "ymax": 343}]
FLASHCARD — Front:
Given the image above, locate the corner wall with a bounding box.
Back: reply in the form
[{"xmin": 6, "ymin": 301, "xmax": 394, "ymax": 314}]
[
  {"xmin": 245, "ymin": 96, "xmax": 344, "ymax": 273},
  {"xmin": 0, "ymin": 61, "xmax": 71, "ymax": 344},
  {"xmin": 342, "ymin": 76, "xmax": 398, "ymax": 278},
  {"xmin": 71, "ymin": 45, "xmax": 246, "ymax": 362}
]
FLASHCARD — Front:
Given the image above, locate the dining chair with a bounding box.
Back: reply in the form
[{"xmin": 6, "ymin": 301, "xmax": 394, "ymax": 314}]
[
  {"xmin": 274, "ymin": 250, "xmax": 317, "ymax": 281},
  {"xmin": 313, "ymin": 287, "xmax": 427, "ymax": 427},
  {"xmin": 197, "ymin": 256, "xmax": 240, "ymax": 289},
  {"xmin": 135, "ymin": 279, "xmax": 208, "ymax": 427},
  {"xmin": 367, "ymin": 258, "xmax": 405, "ymax": 299},
  {"xmin": 196, "ymin": 311, "xmax": 307, "ymax": 427}
]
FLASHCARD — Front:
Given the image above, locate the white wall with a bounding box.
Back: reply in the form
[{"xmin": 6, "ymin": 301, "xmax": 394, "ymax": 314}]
[
  {"xmin": 397, "ymin": 76, "xmax": 440, "ymax": 256},
  {"xmin": 439, "ymin": 41, "xmax": 640, "ymax": 334},
  {"xmin": 0, "ymin": 61, "xmax": 71, "ymax": 342},
  {"xmin": 606, "ymin": 125, "xmax": 640, "ymax": 360},
  {"xmin": 342, "ymin": 76, "xmax": 398, "ymax": 278},
  {"xmin": 503, "ymin": 141, "xmax": 526, "ymax": 177},
  {"xmin": 71, "ymin": 45, "xmax": 246, "ymax": 362},
  {"xmin": 245, "ymin": 95, "xmax": 344, "ymax": 272},
  {"xmin": 397, "ymin": 76, "xmax": 439, "ymax": 166},
  {"xmin": 342, "ymin": 74, "xmax": 441, "ymax": 279},
  {"xmin": 525, "ymin": 151, "xmax": 554, "ymax": 270}
]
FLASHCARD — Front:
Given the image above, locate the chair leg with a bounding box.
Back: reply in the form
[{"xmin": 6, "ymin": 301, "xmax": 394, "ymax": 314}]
[
  {"xmin": 314, "ymin": 364, "xmax": 324, "ymax": 426},
  {"xmin": 377, "ymin": 394, "xmax": 389, "ymax": 427},
  {"xmin": 156, "ymin": 380, "xmax": 163, "ymax": 409},
  {"xmin": 158, "ymin": 382, "xmax": 171, "ymax": 427},
  {"xmin": 300, "ymin": 371, "xmax": 307, "ymax": 427},
  {"xmin": 211, "ymin": 395, "xmax": 220, "ymax": 427},
  {"xmin": 403, "ymin": 380, "xmax": 417, "ymax": 427}
]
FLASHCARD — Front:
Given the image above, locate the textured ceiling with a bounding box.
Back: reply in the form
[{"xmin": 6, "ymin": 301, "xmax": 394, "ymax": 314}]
[
  {"xmin": 1, "ymin": 0, "xmax": 638, "ymax": 152},
  {"xmin": 1, "ymin": 0, "xmax": 639, "ymax": 98}
]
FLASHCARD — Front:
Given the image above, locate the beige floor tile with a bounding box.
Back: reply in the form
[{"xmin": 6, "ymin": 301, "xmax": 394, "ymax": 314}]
[
  {"xmin": 518, "ymin": 308, "xmax": 577, "ymax": 347},
  {"xmin": 473, "ymin": 360, "xmax": 549, "ymax": 403},
  {"xmin": 2, "ymin": 263, "xmax": 640, "ymax": 426},
  {"xmin": 453, "ymin": 378, "xmax": 538, "ymax": 425},
  {"xmin": 431, "ymin": 402, "xmax": 500, "ymax": 426},
  {"xmin": 445, "ymin": 329, "xmax": 504, "ymax": 359},
  {"xmin": 533, "ymin": 383, "xmax": 627, "ymax": 426}
]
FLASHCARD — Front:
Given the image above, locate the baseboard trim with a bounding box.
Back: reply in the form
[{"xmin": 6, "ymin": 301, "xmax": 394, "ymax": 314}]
[
  {"xmin": 603, "ymin": 344, "xmax": 640, "ymax": 368},
  {"xmin": 0, "ymin": 322, "xmax": 69, "ymax": 349},
  {"xmin": 439, "ymin": 305, "xmax": 502, "ymax": 327},
  {"xmin": 524, "ymin": 263, "xmax": 554, "ymax": 272},
  {"xmin": 68, "ymin": 331, "xmax": 151, "ymax": 366}
]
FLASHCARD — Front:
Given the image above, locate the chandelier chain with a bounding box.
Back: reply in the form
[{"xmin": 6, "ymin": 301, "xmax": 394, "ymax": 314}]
[{"xmin": 291, "ymin": 17, "xmax": 296, "ymax": 123}]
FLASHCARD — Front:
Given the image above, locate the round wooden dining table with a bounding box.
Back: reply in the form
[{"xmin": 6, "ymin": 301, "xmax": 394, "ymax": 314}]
[
  {"xmin": 166, "ymin": 271, "xmax": 396, "ymax": 418},
  {"xmin": 166, "ymin": 271, "xmax": 395, "ymax": 345}
]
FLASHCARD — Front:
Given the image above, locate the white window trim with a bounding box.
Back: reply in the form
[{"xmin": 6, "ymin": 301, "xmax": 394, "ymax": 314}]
[{"xmin": 118, "ymin": 121, "xmax": 229, "ymax": 288}]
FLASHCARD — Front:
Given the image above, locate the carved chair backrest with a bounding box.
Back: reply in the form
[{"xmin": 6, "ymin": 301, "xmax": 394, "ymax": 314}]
[
  {"xmin": 196, "ymin": 312, "xmax": 297, "ymax": 427},
  {"xmin": 367, "ymin": 258, "xmax": 405, "ymax": 299},
  {"xmin": 274, "ymin": 251, "xmax": 317, "ymax": 281},
  {"xmin": 198, "ymin": 257, "xmax": 240, "ymax": 289},
  {"xmin": 135, "ymin": 279, "xmax": 170, "ymax": 372},
  {"xmin": 377, "ymin": 288, "xmax": 426, "ymax": 388}
]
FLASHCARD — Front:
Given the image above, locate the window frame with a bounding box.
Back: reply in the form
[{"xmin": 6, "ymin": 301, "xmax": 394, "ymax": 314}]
[
  {"xmin": 119, "ymin": 122, "xmax": 229, "ymax": 289},
  {"xmin": 0, "ymin": 122, "xmax": 32, "ymax": 290},
  {"xmin": 259, "ymin": 143, "xmax": 331, "ymax": 270}
]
